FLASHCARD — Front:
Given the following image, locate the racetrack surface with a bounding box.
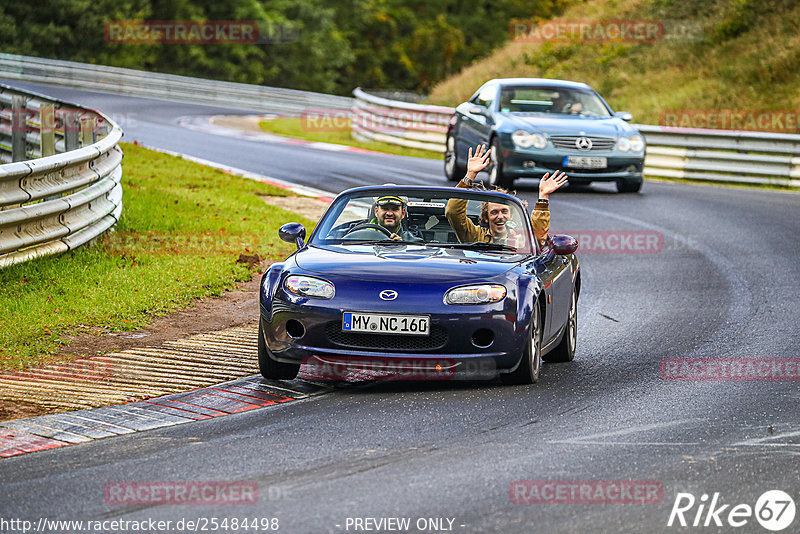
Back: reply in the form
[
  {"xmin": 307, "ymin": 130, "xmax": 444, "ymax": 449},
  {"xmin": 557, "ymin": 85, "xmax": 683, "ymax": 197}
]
[{"xmin": 2, "ymin": 81, "xmax": 799, "ymax": 534}]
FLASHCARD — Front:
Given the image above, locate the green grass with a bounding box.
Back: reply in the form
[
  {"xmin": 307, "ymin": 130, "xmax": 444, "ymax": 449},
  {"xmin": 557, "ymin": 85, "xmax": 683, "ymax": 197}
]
[
  {"xmin": 258, "ymin": 117, "xmax": 441, "ymax": 160},
  {"xmin": 427, "ymin": 0, "xmax": 800, "ymax": 129},
  {"xmin": 0, "ymin": 142, "xmax": 314, "ymax": 372}
]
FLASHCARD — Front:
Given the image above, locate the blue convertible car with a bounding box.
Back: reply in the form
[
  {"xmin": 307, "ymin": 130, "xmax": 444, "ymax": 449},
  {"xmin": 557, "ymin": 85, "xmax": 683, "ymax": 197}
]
[
  {"xmin": 445, "ymin": 78, "xmax": 645, "ymax": 192},
  {"xmin": 259, "ymin": 185, "xmax": 580, "ymax": 385}
]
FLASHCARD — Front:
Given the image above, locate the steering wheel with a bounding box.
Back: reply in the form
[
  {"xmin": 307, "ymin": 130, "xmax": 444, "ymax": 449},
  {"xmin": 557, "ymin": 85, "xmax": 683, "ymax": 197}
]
[{"xmin": 343, "ymin": 223, "xmax": 393, "ymax": 238}]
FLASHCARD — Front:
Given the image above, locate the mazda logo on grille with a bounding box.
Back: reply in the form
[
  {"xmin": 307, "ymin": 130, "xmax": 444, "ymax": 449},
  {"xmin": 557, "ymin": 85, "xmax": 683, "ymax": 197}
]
[
  {"xmin": 379, "ymin": 290, "xmax": 398, "ymax": 301},
  {"xmin": 575, "ymin": 137, "xmax": 593, "ymax": 151}
]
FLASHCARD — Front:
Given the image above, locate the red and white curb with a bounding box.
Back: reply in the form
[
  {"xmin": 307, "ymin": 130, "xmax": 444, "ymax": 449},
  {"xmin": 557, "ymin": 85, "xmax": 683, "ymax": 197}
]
[{"xmin": 0, "ymin": 376, "xmax": 326, "ymax": 458}]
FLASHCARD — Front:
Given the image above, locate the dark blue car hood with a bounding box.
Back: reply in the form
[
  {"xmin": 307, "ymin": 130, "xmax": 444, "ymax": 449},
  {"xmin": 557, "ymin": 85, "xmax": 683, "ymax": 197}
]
[
  {"xmin": 294, "ymin": 244, "xmax": 520, "ymax": 283},
  {"xmin": 498, "ymin": 113, "xmax": 638, "ymax": 137}
]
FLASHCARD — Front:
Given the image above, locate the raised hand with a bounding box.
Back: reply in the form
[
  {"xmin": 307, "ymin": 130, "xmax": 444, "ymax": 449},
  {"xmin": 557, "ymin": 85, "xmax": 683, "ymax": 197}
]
[
  {"xmin": 465, "ymin": 144, "xmax": 492, "ymax": 179},
  {"xmin": 539, "ymin": 170, "xmax": 568, "ymax": 200}
]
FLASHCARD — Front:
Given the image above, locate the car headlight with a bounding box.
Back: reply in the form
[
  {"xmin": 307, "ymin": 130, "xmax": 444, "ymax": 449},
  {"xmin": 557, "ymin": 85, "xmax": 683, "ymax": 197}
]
[
  {"xmin": 284, "ymin": 275, "xmax": 335, "ymax": 299},
  {"xmin": 444, "ymin": 284, "xmax": 507, "ymax": 305},
  {"xmin": 629, "ymin": 134, "xmax": 644, "ymax": 152},
  {"xmin": 617, "ymin": 136, "xmax": 631, "ymax": 152},
  {"xmin": 512, "ymin": 130, "xmax": 547, "ymax": 149}
]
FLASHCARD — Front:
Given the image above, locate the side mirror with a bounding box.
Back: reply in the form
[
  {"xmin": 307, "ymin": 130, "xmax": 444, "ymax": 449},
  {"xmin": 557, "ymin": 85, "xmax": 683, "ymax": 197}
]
[
  {"xmin": 616, "ymin": 111, "xmax": 633, "ymax": 122},
  {"xmin": 279, "ymin": 222, "xmax": 306, "ymax": 249},
  {"xmin": 469, "ymin": 106, "xmax": 487, "ymax": 116},
  {"xmin": 551, "ymin": 234, "xmax": 578, "ymax": 255}
]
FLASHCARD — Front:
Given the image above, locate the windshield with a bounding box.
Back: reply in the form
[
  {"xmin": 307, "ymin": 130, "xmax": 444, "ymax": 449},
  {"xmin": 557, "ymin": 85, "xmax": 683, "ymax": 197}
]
[
  {"xmin": 498, "ymin": 85, "xmax": 612, "ymax": 117},
  {"xmin": 311, "ymin": 190, "xmax": 534, "ymax": 255}
]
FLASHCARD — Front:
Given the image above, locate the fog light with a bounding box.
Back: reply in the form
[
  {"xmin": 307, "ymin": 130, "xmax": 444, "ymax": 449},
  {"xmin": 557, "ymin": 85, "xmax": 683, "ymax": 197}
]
[
  {"xmin": 523, "ymin": 161, "xmax": 536, "ymax": 168},
  {"xmin": 286, "ymin": 319, "xmax": 305, "ymax": 339},
  {"xmin": 471, "ymin": 329, "xmax": 495, "ymax": 348}
]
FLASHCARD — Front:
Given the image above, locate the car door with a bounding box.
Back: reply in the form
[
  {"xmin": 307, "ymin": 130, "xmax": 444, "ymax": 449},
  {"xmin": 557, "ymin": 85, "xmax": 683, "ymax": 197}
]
[
  {"xmin": 526, "ymin": 249, "xmax": 571, "ymax": 345},
  {"xmin": 547, "ymin": 252, "xmax": 573, "ymax": 340},
  {"xmin": 459, "ymin": 83, "xmax": 497, "ymax": 149}
]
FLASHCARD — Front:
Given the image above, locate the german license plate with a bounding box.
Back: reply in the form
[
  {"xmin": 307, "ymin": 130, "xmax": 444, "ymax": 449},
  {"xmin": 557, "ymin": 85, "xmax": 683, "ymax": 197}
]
[
  {"xmin": 343, "ymin": 312, "xmax": 430, "ymax": 336},
  {"xmin": 564, "ymin": 156, "xmax": 607, "ymax": 169}
]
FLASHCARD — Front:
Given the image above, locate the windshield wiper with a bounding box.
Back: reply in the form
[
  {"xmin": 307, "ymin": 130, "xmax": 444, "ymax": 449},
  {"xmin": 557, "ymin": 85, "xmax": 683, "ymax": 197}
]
[
  {"xmin": 427, "ymin": 242, "xmax": 518, "ymax": 252},
  {"xmin": 337, "ymin": 239, "xmax": 409, "ymax": 245}
]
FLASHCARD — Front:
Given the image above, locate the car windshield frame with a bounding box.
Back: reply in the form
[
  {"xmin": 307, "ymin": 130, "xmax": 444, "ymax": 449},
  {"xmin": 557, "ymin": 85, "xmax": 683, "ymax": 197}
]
[
  {"xmin": 308, "ymin": 187, "xmax": 536, "ymax": 255},
  {"xmin": 496, "ymin": 85, "xmax": 613, "ymax": 117}
]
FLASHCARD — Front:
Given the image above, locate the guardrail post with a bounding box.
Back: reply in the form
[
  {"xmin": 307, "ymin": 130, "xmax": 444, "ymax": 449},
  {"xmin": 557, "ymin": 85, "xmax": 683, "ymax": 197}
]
[
  {"xmin": 40, "ymin": 103, "xmax": 55, "ymax": 157},
  {"xmin": 63, "ymin": 109, "xmax": 79, "ymax": 151},
  {"xmin": 11, "ymin": 95, "xmax": 27, "ymax": 162},
  {"xmin": 80, "ymin": 116, "xmax": 95, "ymax": 147}
]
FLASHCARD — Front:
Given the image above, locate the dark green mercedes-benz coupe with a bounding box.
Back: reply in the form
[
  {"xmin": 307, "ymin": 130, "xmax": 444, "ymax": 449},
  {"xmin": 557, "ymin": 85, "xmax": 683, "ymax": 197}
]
[{"xmin": 444, "ymin": 78, "xmax": 645, "ymax": 193}]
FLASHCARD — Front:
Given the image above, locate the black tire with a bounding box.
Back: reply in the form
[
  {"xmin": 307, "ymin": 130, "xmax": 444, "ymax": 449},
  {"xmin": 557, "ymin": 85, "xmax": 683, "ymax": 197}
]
[
  {"xmin": 544, "ymin": 289, "xmax": 577, "ymax": 363},
  {"xmin": 616, "ymin": 177, "xmax": 642, "ymax": 193},
  {"xmin": 444, "ymin": 133, "xmax": 465, "ymax": 182},
  {"xmin": 488, "ymin": 137, "xmax": 514, "ymax": 189},
  {"xmin": 258, "ymin": 322, "xmax": 300, "ymax": 380},
  {"xmin": 501, "ymin": 305, "xmax": 541, "ymax": 385}
]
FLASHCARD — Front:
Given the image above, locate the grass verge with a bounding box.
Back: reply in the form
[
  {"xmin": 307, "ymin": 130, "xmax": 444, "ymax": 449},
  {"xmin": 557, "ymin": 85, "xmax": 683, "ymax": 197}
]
[
  {"xmin": 0, "ymin": 142, "xmax": 314, "ymax": 372},
  {"xmin": 258, "ymin": 117, "xmax": 441, "ymax": 160},
  {"xmin": 427, "ymin": 0, "xmax": 800, "ymax": 128}
]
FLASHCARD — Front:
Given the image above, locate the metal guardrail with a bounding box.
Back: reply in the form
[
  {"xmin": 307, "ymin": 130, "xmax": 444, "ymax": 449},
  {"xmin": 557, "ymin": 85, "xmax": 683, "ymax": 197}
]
[
  {"xmin": 351, "ymin": 88, "xmax": 450, "ymax": 151},
  {"xmin": 0, "ymin": 53, "xmax": 352, "ymax": 114},
  {"xmin": 352, "ymin": 88, "xmax": 800, "ymax": 187},
  {"xmin": 0, "ymin": 83, "xmax": 123, "ymax": 268}
]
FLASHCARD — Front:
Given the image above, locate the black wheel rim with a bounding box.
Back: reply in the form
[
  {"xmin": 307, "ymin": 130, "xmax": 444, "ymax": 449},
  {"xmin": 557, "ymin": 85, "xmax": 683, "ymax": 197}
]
[
  {"xmin": 531, "ymin": 308, "xmax": 541, "ymax": 377},
  {"xmin": 445, "ymin": 136, "xmax": 456, "ymax": 177},
  {"xmin": 568, "ymin": 292, "xmax": 577, "ymax": 355}
]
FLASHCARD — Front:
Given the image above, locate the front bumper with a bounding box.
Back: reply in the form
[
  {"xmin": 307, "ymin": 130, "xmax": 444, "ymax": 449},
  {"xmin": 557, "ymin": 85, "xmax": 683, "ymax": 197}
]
[
  {"xmin": 259, "ymin": 299, "xmax": 527, "ymax": 376},
  {"xmin": 501, "ymin": 144, "xmax": 644, "ymax": 182}
]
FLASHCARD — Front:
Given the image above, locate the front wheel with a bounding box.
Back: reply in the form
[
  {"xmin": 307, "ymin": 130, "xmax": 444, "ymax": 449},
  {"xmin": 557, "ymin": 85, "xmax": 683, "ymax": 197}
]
[
  {"xmin": 444, "ymin": 134, "xmax": 465, "ymax": 182},
  {"xmin": 616, "ymin": 177, "xmax": 642, "ymax": 193},
  {"xmin": 488, "ymin": 138, "xmax": 514, "ymax": 189},
  {"xmin": 258, "ymin": 322, "xmax": 300, "ymax": 380},
  {"xmin": 544, "ymin": 289, "xmax": 577, "ymax": 363},
  {"xmin": 501, "ymin": 305, "xmax": 541, "ymax": 385}
]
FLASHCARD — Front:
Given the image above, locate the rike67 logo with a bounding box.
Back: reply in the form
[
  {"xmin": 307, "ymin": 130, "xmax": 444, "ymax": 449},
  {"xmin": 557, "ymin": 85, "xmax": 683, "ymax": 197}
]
[{"xmin": 668, "ymin": 490, "xmax": 796, "ymax": 531}]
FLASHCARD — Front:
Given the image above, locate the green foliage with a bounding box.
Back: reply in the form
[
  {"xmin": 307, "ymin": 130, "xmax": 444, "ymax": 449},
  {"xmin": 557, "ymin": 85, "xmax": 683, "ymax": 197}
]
[
  {"xmin": 428, "ymin": 0, "xmax": 800, "ymax": 127},
  {"xmin": 0, "ymin": 0, "xmax": 577, "ymax": 94}
]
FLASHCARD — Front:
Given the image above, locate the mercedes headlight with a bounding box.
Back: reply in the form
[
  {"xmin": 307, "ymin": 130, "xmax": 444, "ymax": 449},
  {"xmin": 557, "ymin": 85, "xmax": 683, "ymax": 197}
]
[
  {"xmin": 617, "ymin": 135, "xmax": 644, "ymax": 152},
  {"xmin": 444, "ymin": 284, "xmax": 507, "ymax": 305},
  {"xmin": 629, "ymin": 134, "xmax": 644, "ymax": 152},
  {"xmin": 512, "ymin": 130, "xmax": 547, "ymax": 149},
  {"xmin": 284, "ymin": 275, "xmax": 335, "ymax": 299}
]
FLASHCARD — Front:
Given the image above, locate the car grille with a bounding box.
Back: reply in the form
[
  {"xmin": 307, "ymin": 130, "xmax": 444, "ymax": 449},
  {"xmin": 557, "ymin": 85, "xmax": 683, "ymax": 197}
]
[
  {"xmin": 325, "ymin": 322, "xmax": 448, "ymax": 351},
  {"xmin": 551, "ymin": 136, "xmax": 616, "ymax": 151}
]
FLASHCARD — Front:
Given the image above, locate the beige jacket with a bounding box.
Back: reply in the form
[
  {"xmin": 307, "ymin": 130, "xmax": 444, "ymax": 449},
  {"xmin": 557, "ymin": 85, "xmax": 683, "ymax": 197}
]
[{"xmin": 445, "ymin": 181, "xmax": 551, "ymax": 250}]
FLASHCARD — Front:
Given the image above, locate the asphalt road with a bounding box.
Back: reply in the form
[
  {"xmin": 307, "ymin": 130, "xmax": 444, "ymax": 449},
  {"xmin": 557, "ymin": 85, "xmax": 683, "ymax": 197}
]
[{"xmin": 1, "ymin": 81, "xmax": 799, "ymax": 534}]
